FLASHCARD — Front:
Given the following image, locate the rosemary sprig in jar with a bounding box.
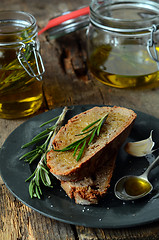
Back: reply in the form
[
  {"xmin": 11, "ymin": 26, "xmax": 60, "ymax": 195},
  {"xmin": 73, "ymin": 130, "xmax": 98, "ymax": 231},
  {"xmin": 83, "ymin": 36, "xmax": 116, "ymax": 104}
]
[
  {"xmin": 0, "ymin": 34, "xmax": 33, "ymax": 95},
  {"xmin": 20, "ymin": 107, "xmax": 68, "ymax": 199},
  {"xmin": 53, "ymin": 113, "xmax": 109, "ymax": 161}
]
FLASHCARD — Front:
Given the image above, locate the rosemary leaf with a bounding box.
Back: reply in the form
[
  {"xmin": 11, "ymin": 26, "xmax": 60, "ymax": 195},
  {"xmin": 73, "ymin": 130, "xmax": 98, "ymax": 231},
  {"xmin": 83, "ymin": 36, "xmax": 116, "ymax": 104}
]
[
  {"xmin": 32, "ymin": 129, "xmax": 52, "ymax": 140},
  {"xmin": 38, "ymin": 185, "xmax": 42, "ymax": 195},
  {"xmin": 35, "ymin": 185, "xmax": 41, "ymax": 199},
  {"xmin": 41, "ymin": 165, "xmax": 49, "ymax": 173},
  {"xmin": 73, "ymin": 141, "xmax": 82, "ymax": 157},
  {"xmin": 39, "ymin": 168, "xmax": 47, "ymax": 186},
  {"xmin": 88, "ymin": 129, "xmax": 97, "ymax": 145},
  {"xmin": 54, "ymin": 136, "xmax": 88, "ymax": 152},
  {"xmin": 19, "ymin": 148, "xmax": 38, "ymax": 160},
  {"xmin": 76, "ymin": 126, "xmax": 96, "ymax": 136},
  {"xmin": 44, "ymin": 171, "xmax": 52, "ymax": 186},
  {"xmin": 76, "ymin": 140, "xmax": 86, "ymax": 162},
  {"xmin": 40, "ymin": 115, "xmax": 59, "ymax": 127},
  {"xmin": 34, "ymin": 190, "xmax": 39, "ymax": 199},
  {"xmin": 24, "ymin": 156, "xmax": 34, "ymax": 163},
  {"xmin": 21, "ymin": 133, "xmax": 50, "ymax": 148},
  {"xmin": 82, "ymin": 118, "xmax": 100, "ymax": 132},
  {"xmin": 25, "ymin": 170, "xmax": 36, "ymax": 182},
  {"xmin": 35, "ymin": 169, "xmax": 40, "ymax": 186},
  {"xmin": 97, "ymin": 114, "xmax": 109, "ymax": 136},
  {"xmin": 29, "ymin": 180, "xmax": 34, "ymax": 198},
  {"xmin": 28, "ymin": 153, "xmax": 42, "ymax": 164}
]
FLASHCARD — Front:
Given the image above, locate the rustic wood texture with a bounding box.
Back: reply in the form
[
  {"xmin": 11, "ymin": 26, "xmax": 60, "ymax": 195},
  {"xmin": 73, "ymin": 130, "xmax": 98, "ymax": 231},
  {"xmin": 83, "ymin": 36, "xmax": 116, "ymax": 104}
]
[{"xmin": 1, "ymin": 0, "xmax": 159, "ymax": 239}]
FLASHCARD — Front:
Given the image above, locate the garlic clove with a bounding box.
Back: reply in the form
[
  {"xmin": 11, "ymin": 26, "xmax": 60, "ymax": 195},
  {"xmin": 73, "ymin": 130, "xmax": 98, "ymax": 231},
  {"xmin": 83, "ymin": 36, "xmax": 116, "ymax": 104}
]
[{"xmin": 125, "ymin": 130, "xmax": 155, "ymax": 157}]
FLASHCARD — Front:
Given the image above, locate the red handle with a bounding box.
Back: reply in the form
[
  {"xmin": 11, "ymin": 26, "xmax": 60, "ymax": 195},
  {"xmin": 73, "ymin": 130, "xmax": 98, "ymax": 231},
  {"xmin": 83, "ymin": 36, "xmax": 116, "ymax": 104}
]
[{"xmin": 38, "ymin": 6, "xmax": 90, "ymax": 35}]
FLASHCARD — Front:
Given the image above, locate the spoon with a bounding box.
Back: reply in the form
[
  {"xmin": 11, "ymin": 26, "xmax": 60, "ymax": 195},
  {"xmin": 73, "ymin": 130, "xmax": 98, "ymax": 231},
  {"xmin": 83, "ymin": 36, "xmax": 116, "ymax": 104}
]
[{"xmin": 114, "ymin": 155, "xmax": 159, "ymax": 201}]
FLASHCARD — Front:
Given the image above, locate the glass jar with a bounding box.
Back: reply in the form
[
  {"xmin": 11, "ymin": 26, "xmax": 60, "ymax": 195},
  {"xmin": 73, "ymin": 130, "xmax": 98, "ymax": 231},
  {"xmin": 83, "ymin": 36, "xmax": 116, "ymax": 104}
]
[
  {"xmin": 87, "ymin": 0, "xmax": 159, "ymax": 89},
  {"xmin": 0, "ymin": 11, "xmax": 45, "ymax": 119}
]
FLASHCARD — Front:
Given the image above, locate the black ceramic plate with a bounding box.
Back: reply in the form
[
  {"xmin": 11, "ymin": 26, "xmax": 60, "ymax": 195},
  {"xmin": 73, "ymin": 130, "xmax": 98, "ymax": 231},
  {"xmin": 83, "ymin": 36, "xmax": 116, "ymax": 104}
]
[{"xmin": 1, "ymin": 105, "xmax": 159, "ymax": 228}]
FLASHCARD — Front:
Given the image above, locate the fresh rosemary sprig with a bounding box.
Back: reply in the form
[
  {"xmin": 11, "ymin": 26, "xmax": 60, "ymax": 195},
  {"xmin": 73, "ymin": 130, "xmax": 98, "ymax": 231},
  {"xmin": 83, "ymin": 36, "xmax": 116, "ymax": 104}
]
[
  {"xmin": 27, "ymin": 159, "xmax": 52, "ymax": 199},
  {"xmin": 54, "ymin": 113, "xmax": 109, "ymax": 162},
  {"xmin": 20, "ymin": 107, "xmax": 68, "ymax": 199}
]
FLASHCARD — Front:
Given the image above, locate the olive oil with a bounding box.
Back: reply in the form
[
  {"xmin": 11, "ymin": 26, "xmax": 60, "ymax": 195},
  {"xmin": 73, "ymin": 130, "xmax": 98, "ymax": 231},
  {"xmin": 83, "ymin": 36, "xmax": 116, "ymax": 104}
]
[
  {"xmin": 0, "ymin": 13, "xmax": 43, "ymax": 119},
  {"xmin": 124, "ymin": 177, "xmax": 151, "ymax": 196},
  {"xmin": 0, "ymin": 48, "xmax": 43, "ymax": 119},
  {"xmin": 88, "ymin": 44, "xmax": 159, "ymax": 89}
]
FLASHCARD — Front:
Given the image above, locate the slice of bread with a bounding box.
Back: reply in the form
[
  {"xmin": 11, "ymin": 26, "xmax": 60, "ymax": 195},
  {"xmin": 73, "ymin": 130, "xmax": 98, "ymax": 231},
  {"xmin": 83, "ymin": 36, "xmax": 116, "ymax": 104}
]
[
  {"xmin": 47, "ymin": 106, "xmax": 136, "ymax": 181},
  {"xmin": 61, "ymin": 152, "xmax": 117, "ymax": 205}
]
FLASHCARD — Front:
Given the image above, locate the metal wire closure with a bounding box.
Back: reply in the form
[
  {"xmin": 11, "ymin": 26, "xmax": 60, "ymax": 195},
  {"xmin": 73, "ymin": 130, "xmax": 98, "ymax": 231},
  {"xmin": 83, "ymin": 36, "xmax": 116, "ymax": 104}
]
[
  {"xmin": 147, "ymin": 24, "xmax": 159, "ymax": 69},
  {"xmin": 17, "ymin": 41, "xmax": 45, "ymax": 81}
]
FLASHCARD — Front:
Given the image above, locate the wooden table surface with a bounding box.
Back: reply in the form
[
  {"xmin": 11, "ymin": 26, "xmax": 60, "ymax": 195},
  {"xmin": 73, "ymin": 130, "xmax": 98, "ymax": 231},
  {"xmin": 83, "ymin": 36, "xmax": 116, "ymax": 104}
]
[{"xmin": 1, "ymin": 0, "xmax": 159, "ymax": 239}]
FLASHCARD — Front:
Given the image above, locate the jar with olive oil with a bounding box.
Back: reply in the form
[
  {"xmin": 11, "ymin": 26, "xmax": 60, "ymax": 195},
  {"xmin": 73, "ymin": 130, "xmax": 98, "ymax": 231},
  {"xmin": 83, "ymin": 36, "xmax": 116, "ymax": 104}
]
[
  {"xmin": 87, "ymin": 0, "xmax": 159, "ymax": 89},
  {"xmin": 0, "ymin": 11, "xmax": 45, "ymax": 119}
]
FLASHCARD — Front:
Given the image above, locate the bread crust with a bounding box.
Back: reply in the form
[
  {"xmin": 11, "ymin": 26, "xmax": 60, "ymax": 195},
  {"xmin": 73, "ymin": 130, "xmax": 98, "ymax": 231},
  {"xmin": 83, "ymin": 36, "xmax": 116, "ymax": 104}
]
[
  {"xmin": 61, "ymin": 153, "xmax": 117, "ymax": 205},
  {"xmin": 47, "ymin": 106, "xmax": 137, "ymax": 181}
]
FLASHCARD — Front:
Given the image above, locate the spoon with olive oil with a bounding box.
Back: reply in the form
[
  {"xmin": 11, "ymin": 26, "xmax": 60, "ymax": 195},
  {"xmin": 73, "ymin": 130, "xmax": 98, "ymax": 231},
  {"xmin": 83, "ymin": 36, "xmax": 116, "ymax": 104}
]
[{"xmin": 114, "ymin": 155, "xmax": 159, "ymax": 201}]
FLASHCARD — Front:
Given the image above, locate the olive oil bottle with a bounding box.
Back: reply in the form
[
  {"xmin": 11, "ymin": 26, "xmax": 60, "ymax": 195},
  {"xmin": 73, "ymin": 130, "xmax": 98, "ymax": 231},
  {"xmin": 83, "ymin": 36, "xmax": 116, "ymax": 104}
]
[
  {"xmin": 0, "ymin": 11, "xmax": 44, "ymax": 119},
  {"xmin": 87, "ymin": 0, "xmax": 159, "ymax": 89}
]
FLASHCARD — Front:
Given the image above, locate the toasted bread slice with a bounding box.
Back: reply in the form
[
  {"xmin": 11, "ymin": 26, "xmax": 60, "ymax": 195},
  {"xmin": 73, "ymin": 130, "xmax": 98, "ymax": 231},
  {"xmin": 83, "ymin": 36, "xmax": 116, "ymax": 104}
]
[
  {"xmin": 61, "ymin": 153, "xmax": 117, "ymax": 205},
  {"xmin": 47, "ymin": 106, "xmax": 136, "ymax": 181}
]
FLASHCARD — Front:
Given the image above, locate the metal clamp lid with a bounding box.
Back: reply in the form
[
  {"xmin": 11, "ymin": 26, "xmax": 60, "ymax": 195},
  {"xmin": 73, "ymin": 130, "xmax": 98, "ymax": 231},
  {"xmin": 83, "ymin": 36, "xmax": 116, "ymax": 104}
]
[
  {"xmin": 147, "ymin": 24, "xmax": 159, "ymax": 69},
  {"xmin": 17, "ymin": 41, "xmax": 45, "ymax": 81}
]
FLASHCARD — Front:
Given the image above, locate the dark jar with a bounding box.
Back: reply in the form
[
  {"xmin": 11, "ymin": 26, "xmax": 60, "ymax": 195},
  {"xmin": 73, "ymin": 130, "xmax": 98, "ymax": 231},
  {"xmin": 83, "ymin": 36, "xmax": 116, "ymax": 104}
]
[
  {"xmin": 87, "ymin": 0, "xmax": 159, "ymax": 89},
  {"xmin": 0, "ymin": 11, "xmax": 45, "ymax": 119}
]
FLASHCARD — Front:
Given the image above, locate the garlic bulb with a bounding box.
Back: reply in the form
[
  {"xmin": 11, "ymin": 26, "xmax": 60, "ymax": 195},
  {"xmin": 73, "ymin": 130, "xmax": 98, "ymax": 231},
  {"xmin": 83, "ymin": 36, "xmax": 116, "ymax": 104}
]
[{"xmin": 125, "ymin": 130, "xmax": 155, "ymax": 157}]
